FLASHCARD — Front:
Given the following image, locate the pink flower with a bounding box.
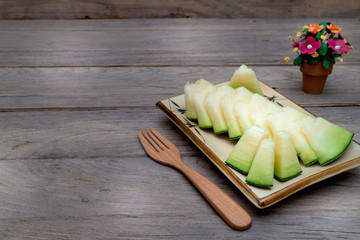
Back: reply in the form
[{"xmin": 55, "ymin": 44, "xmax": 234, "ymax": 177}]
[
  {"xmin": 292, "ymin": 40, "xmax": 300, "ymax": 47},
  {"xmin": 328, "ymin": 39, "xmax": 350, "ymax": 53},
  {"xmin": 298, "ymin": 36, "xmax": 321, "ymax": 54}
]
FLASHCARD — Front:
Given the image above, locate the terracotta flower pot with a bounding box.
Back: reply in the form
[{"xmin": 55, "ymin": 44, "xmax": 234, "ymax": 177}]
[{"xmin": 300, "ymin": 61, "xmax": 333, "ymax": 94}]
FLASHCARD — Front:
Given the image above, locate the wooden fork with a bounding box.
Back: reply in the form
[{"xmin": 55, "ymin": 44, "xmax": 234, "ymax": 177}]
[{"xmin": 138, "ymin": 128, "xmax": 252, "ymax": 231}]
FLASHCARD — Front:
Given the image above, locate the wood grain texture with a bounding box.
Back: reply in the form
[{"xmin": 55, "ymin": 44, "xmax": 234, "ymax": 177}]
[
  {"xmin": 0, "ymin": 108, "xmax": 358, "ymax": 161},
  {"xmin": 0, "ymin": 66, "xmax": 358, "ymax": 109},
  {"xmin": 0, "ymin": 19, "xmax": 359, "ymax": 67},
  {"xmin": 0, "ymin": 156, "xmax": 358, "ymax": 239},
  {"xmin": 0, "ymin": 18, "xmax": 359, "ymax": 238},
  {"xmin": 139, "ymin": 129, "xmax": 252, "ymax": 230},
  {"xmin": 0, "ymin": 0, "xmax": 359, "ymax": 19}
]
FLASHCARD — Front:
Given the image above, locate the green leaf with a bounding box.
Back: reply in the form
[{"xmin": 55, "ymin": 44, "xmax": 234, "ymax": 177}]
[
  {"xmin": 308, "ymin": 59, "xmax": 318, "ymax": 64},
  {"xmin": 323, "ymin": 59, "xmax": 331, "ymax": 69},
  {"xmin": 293, "ymin": 55, "xmax": 303, "ymax": 66},
  {"xmin": 304, "ymin": 28, "xmax": 308, "ymax": 34},
  {"xmin": 319, "ymin": 21, "xmax": 327, "ymax": 33},
  {"xmin": 318, "ymin": 43, "xmax": 328, "ymax": 56},
  {"xmin": 316, "ymin": 33, "xmax": 322, "ymax": 40},
  {"xmin": 329, "ymin": 59, "xmax": 336, "ymax": 64}
]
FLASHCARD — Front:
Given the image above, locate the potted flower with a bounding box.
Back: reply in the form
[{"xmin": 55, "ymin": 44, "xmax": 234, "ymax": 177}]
[{"xmin": 284, "ymin": 22, "xmax": 354, "ymax": 94}]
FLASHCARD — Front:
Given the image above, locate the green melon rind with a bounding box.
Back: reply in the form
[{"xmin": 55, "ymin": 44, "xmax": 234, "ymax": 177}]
[
  {"xmin": 273, "ymin": 131, "xmax": 303, "ymax": 181},
  {"xmin": 245, "ymin": 139, "xmax": 274, "ymax": 188},
  {"xmin": 245, "ymin": 179, "xmax": 273, "ymax": 188},
  {"xmin": 318, "ymin": 132, "xmax": 354, "ymax": 166},
  {"xmin": 225, "ymin": 125, "xmax": 270, "ymax": 174},
  {"xmin": 226, "ymin": 162, "xmax": 249, "ymax": 175},
  {"xmin": 274, "ymin": 170, "xmax": 302, "ymax": 182},
  {"xmin": 302, "ymin": 117, "xmax": 354, "ymax": 166}
]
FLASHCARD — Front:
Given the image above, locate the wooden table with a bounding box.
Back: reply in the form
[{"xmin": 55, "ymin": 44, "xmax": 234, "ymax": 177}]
[{"xmin": 0, "ymin": 18, "xmax": 359, "ymax": 239}]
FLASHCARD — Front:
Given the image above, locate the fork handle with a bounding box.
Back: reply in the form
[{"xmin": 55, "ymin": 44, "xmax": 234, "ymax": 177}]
[{"xmin": 179, "ymin": 163, "xmax": 252, "ymax": 230}]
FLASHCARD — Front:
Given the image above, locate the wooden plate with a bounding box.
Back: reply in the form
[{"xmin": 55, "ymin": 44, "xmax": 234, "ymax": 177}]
[{"xmin": 156, "ymin": 81, "xmax": 360, "ymax": 209}]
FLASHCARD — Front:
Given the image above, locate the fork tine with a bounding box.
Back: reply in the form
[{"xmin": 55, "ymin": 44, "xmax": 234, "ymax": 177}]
[
  {"xmin": 146, "ymin": 129, "xmax": 168, "ymax": 150},
  {"xmin": 138, "ymin": 132, "xmax": 156, "ymax": 152},
  {"xmin": 138, "ymin": 132, "xmax": 160, "ymax": 159},
  {"xmin": 142, "ymin": 130, "xmax": 163, "ymax": 152},
  {"xmin": 149, "ymin": 128, "xmax": 177, "ymax": 151}
]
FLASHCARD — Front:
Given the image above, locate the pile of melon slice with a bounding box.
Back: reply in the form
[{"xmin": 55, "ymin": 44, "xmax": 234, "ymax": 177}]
[{"xmin": 184, "ymin": 65, "xmax": 354, "ymax": 188}]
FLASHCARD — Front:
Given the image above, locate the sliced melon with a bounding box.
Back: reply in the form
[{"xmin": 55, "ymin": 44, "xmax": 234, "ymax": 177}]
[
  {"xmin": 267, "ymin": 111, "xmax": 318, "ymax": 166},
  {"xmin": 231, "ymin": 87, "xmax": 254, "ymax": 134},
  {"xmin": 184, "ymin": 79, "xmax": 213, "ymax": 121},
  {"xmin": 287, "ymin": 117, "xmax": 318, "ymax": 166},
  {"xmin": 193, "ymin": 84, "xmax": 216, "ymax": 129},
  {"xmin": 225, "ymin": 125, "xmax": 270, "ymax": 174},
  {"xmin": 249, "ymin": 94, "xmax": 283, "ymax": 131},
  {"xmin": 274, "ymin": 131, "xmax": 302, "ymax": 181},
  {"xmin": 184, "ymin": 83, "xmax": 197, "ymax": 120},
  {"xmin": 302, "ymin": 117, "xmax": 354, "ymax": 165},
  {"xmin": 246, "ymin": 138, "xmax": 275, "ymax": 188},
  {"xmin": 229, "ymin": 64, "xmax": 264, "ymax": 95},
  {"xmin": 221, "ymin": 93, "xmax": 242, "ymax": 139},
  {"xmin": 233, "ymin": 104, "xmax": 253, "ymax": 135},
  {"xmin": 184, "ymin": 79, "xmax": 213, "ymax": 120},
  {"xmin": 234, "ymin": 86, "xmax": 254, "ymax": 101},
  {"xmin": 204, "ymin": 85, "xmax": 234, "ymax": 134}
]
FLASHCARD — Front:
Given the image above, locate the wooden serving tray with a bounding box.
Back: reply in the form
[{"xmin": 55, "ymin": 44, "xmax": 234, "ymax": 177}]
[{"xmin": 156, "ymin": 81, "xmax": 360, "ymax": 209}]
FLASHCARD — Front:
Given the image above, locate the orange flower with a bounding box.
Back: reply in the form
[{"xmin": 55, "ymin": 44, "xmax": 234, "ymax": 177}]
[
  {"xmin": 327, "ymin": 24, "xmax": 342, "ymax": 35},
  {"xmin": 308, "ymin": 23, "xmax": 324, "ymax": 34}
]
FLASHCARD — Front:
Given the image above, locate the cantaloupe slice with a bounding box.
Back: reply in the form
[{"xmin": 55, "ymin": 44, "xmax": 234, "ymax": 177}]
[
  {"xmin": 274, "ymin": 131, "xmax": 302, "ymax": 181},
  {"xmin": 225, "ymin": 125, "xmax": 270, "ymax": 174},
  {"xmin": 302, "ymin": 117, "xmax": 354, "ymax": 165},
  {"xmin": 246, "ymin": 138, "xmax": 275, "ymax": 188},
  {"xmin": 229, "ymin": 64, "xmax": 264, "ymax": 95}
]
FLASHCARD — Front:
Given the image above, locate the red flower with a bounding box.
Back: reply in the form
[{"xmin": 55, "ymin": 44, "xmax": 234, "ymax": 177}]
[
  {"xmin": 298, "ymin": 36, "xmax": 321, "ymax": 54},
  {"xmin": 292, "ymin": 40, "xmax": 300, "ymax": 48},
  {"xmin": 328, "ymin": 39, "xmax": 350, "ymax": 53}
]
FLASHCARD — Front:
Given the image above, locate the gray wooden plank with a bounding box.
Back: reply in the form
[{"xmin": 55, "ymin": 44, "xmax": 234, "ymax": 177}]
[
  {"xmin": 0, "ymin": 156, "xmax": 358, "ymax": 239},
  {"xmin": 0, "ymin": 19, "xmax": 358, "ymax": 67},
  {"xmin": 0, "ymin": 66, "xmax": 359, "ymax": 109},
  {"xmin": 1, "ymin": 0, "xmax": 359, "ymax": 19},
  {"xmin": 0, "ymin": 107, "xmax": 358, "ymax": 161}
]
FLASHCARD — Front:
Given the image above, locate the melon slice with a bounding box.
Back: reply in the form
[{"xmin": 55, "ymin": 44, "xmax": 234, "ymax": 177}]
[
  {"xmin": 204, "ymin": 85, "xmax": 234, "ymax": 134},
  {"xmin": 267, "ymin": 111, "xmax": 318, "ymax": 166},
  {"xmin": 287, "ymin": 117, "xmax": 318, "ymax": 166},
  {"xmin": 229, "ymin": 64, "xmax": 264, "ymax": 95},
  {"xmin": 230, "ymin": 87, "xmax": 254, "ymax": 135},
  {"xmin": 302, "ymin": 117, "xmax": 354, "ymax": 165},
  {"xmin": 184, "ymin": 83, "xmax": 197, "ymax": 120},
  {"xmin": 246, "ymin": 138, "xmax": 275, "ymax": 188},
  {"xmin": 225, "ymin": 125, "xmax": 270, "ymax": 174},
  {"xmin": 233, "ymin": 104, "xmax": 253, "ymax": 135},
  {"xmin": 248, "ymin": 94, "xmax": 283, "ymax": 131},
  {"xmin": 221, "ymin": 93, "xmax": 242, "ymax": 139},
  {"xmin": 274, "ymin": 131, "xmax": 302, "ymax": 181},
  {"xmin": 234, "ymin": 86, "xmax": 254, "ymax": 101},
  {"xmin": 184, "ymin": 79, "xmax": 213, "ymax": 120},
  {"xmin": 193, "ymin": 84, "xmax": 216, "ymax": 129}
]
